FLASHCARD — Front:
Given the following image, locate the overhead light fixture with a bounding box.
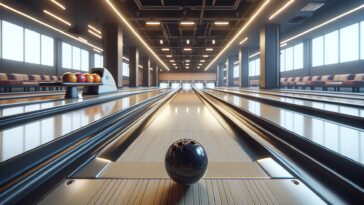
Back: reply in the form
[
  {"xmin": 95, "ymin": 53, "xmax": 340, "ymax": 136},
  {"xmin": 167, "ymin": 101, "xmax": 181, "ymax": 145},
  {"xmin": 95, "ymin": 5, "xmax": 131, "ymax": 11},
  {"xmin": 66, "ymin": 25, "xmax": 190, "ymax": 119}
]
[
  {"xmin": 0, "ymin": 3, "xmax": 102, "ymax": 51},
  {"xmin": 160, "ymin": 39, "xmax": 163, "ymax": 44},
  {"xmin": 88, "ymin": 25, "xmax": 101, "ymax": 34},
  {"xmin": 197, "ymin": 66, "xmax": 200, "ymax": 69},
  {"xmin": 199, "ymin": 63, "xmax": 203, "ymax": 66},
  {"xmin": 200, "ymin": 60, "xmax": 205, "ymax": 62},
  {"xmin": 185, "ymin": 60, "xmax": 190, "ymax": 62},
  {"xmin": 301, "ymin": 3, "xmax": 325, "ymax": 12},
  {"xmin": 162, "ymin": 48, "xmax": 170, "ymax": 51},
  {"xmin": 78, "ymin": 37, "xmax": 88, "ymax": 43},
  {"xmin": 175, "ymin": 66, "xmax": 178, "ymax": 69},
  {"xmin": 214, "ymin": 21, "xmax": 229, "ymax": 25},
  {"xmin": 249, "ymin": 52, "xmax": 260, "ymax": 58},
  {"xmin": 184, "ymin": 48, "xmax": 192, "ymax": 51},
  {"xmin": 172, "ymin": 63, "xmax": 176, "ymax": 66},
  {"xmin": 186, "ymin": 39, "xmax": 190, "ymax": 44},
  {"xmin": 205, "ymin": 0, "xmax": 270, "ymax": 71},
  {"xmin": 88, "ymin": 29, "xmax": 102, "ymax": 39},
  {"xmin": 239, "ymin": 37, "xmax": 248, "ymax": 45},
  {"xmin": 50, "ymin": 0, "xmax": 66, "ymax": 10},
  {"xmin": 206, "ymin": 48, "xmax": 213, "ymax": 51},
  {"xmin": 105, "ymin": 0, "xmax": 169, "ymax": 70},
  {"xmin": 280, "ymin": 43, "xmax": 287, "ymax": 48},
  {"xmin": 170, "ymin": 60, "xmax": 175, "ymax": 62},
  {"xmin": 43, "ymin": 10, "xmax": 71, "ymax": 26},
  {"xmin": 282, "ymin": 3, "xmax": 364, "ymax": 44},
  {"xmin": 234, "ymin": 61, "xmax": 239, "ymax": 65},
  {"xmin": 180, "ymin": 21, "xmax": 195, "ymax": 25},
  {"xmin": 186, "ymin": 66, "xmax": 189, "ymax": 69},
  {"xmin": 146, "ymin": 21, "xmax": 160, "ymax": 25},
  {"xmin": 186, "ymin": 63, "xmax": 190, "ymax": 66},
  {"xmin": 166, "ymin": 55, "xmax": 172, "ymax": 58},
  {"xmin": 212, "ymin": 39, "xmax": 216, "ymax": 44},
  {"xmin": 203, "ymin": 55, "xmax": 208, "ymax": 58},
  {"xmin": 269, "ymin": 0, "xmax": 295, "ymax": 20},
  {"xmin": 122, "ymin": 56, "xmax": 129, "ymax": 61},
  {"xmin": 93, "ymin": 48, "xmax": 101, "ymax": 53}
]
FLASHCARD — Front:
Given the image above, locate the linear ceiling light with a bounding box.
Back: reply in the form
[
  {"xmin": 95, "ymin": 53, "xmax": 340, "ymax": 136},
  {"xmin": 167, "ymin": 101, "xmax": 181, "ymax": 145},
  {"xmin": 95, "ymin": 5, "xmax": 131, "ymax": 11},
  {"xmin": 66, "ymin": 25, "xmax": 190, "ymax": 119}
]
[
  {"xmin": 50, "ymin": 0, "xmax": 66, "ymax": 10},
  {"xmin": 166, "ymin": 55, "xmax": 172, "ymax": 58},
  {"xmin": 43, "ymin": 10, "xmax": 71, "ymax": 26},
  {"xmin": 234, "ymin": 61, "xmax": 239, "ymax": 65},
  {"xmin": 239, "ymin": 37, "xmax": 248, "ymax": 45},
  {"xmin": 0, "ymin": 3, "xmax": 102, "ymax": 51},
  {"xmin": 249, "ymin": 52, "xmax": 260, "ymax": 58},
  {"xmin": 203, "ymin": 55, "xmax": 209, "ymax": 58},
  {"xmin": 185, "ymin": 60, "xmax": 190, "ymax": 62},
  {"xmin": 280, "ymin": 43, "xmax": 287, "ymax": 48},
  {"xmin": 199, "ymin": 63, "xmax": 203, "ymax": 66},
  {"xmin": 162, "ymin": 48, "xmax": 169, "ymax": 51},
  {"xmin": 212, "ymin": 39, "xmax": 215, "ymax": 44},
  {"xmin": 88, "ymin": 25, "xmax": 101, "ymax": 34},
  {"xmin": 269, "ymin": 0, "xmax": 295, "ymax": 20},
  {"xmin": 105, "ymin": 0, "xmax": 169, "ymax": 70},
  {"xmin": 186, "ymin": 63, "xmax": 190, "ymax": 66},
  {"xmin": 93, "ymin": 48, "xmax": 101, "ymax": 53},
  {"xmin": 200, "ymin": 60, "xmax": 206, "ymax": 62},
  {"xmin": 282, "ymin": 3, "xmax": 364, "ymax": 44},
  {"xmin": 78, "ymin": 37, "xmax": 88, "ymax": 43},
  {"xmin": 169, "ymin": 60, "xmax": 175, "ymax": 62},
  {"xmin": 214, "ymin": 21, "xmax": 229, "ymax": 25},
  {"xmin": 88, "ymin": 29, "xmax": 102, "ymax": 39},
  {"xmin": 172, "ymin": 63, "xmax": 176, "ymax": 65},
  {"xmin": 205, "ymin": 0, "xmax": 271, "ymax": 71},
  {"xmin": 184, "ymin": 48, "xmax": 192, "ymax": 51},
  {"xmin": 180, "ymin": 21, "xmax": 195, "ymax": 25},
  {"xmin": 206, "ymin": 48, "xmax": 213, "ymax": 51},
  {"xmin": 122, "ymin": 56, "xmax": 129, "ymax": 61},
  {"xmin": 146, "ymin": 21, "xmax": 160, "ymax": 25}
]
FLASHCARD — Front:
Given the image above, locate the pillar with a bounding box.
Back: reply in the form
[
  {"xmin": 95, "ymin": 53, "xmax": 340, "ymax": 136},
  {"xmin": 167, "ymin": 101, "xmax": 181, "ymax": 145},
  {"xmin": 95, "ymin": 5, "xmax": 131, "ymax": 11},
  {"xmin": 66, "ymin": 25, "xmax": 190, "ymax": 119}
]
[
  {"xmin": 227, "ymin": 56, "xmax": 234, "ymax": 87},
  {"xmin": 239, "ymin": 47, "xmax": 249, "ymax": 87},
  {"xmin": 155, "ymin": 65, "xmax": 159, "ymax": 86},
  {"xmin": 217, "ymin": 63, "xmax": 224, "ymax": 86},
  {"xmin": 142, "ymin": 56, "xmax": 150, "ymax": 87},
  {"xmin": 129, "ymin": 47, "xmax": 139, "ymax": 87},
  {"xmin": 103, "ymin": 23, "xmax": 123, "ymax": 87},
  {"xmin": 260, "ymin": 24, "xmax": 280, "ymax": 89}
]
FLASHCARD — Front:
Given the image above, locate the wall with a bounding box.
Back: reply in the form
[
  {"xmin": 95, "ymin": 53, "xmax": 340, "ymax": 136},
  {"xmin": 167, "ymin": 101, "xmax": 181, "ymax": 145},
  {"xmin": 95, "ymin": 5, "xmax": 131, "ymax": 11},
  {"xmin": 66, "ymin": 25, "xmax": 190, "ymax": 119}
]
[{"xmin": 159, "ymin": 72, "xmax": 217, "ymax": 81}]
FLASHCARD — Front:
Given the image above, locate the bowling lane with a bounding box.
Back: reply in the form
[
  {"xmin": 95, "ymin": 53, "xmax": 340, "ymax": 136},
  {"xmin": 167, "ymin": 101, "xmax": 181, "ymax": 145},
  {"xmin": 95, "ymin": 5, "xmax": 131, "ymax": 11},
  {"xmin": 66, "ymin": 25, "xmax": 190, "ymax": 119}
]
[
  {"xmin": 0, "ymin": 88, "xmax": 158, "ymax": 117},
  {"xmin": 117, "ymin": 89, "xmax": 251, "ymax": 163},
  {"xmin": 226, "ymin": 87, "xmax": 364, "ymax": 107},
  {"xmin": 215, "ymin": 88, "xmax": 364, "ymax": 118},
  {"xmin": 205, "ymin": 89, "xmax": 364, "ymax": 165},
  {"xmin": 0, "ymin": 90, "xmax": 168, "ymax": 162}
]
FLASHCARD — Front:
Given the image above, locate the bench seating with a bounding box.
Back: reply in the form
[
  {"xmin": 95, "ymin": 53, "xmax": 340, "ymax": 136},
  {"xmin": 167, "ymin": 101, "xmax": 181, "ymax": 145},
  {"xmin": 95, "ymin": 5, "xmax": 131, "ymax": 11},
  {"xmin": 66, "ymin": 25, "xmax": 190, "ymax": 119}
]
[{"xmin": 0, "ymin": 73, "xmax": 62, "ymax": 92}]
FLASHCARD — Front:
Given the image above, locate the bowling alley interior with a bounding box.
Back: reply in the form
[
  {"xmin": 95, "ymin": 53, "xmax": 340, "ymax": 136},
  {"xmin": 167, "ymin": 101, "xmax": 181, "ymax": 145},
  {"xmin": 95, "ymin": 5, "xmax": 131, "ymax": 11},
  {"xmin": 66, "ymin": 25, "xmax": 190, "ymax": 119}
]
[{"xmin": 0, "ymin": 0, "xmax": 364, "ymax": 204}]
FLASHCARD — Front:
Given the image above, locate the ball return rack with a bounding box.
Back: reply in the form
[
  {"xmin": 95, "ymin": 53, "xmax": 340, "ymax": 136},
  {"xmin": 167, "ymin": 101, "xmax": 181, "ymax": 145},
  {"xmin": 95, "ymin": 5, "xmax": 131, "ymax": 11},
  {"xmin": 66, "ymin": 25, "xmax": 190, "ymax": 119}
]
[{"xmin": 38, "ymin": 82, "xmax": 102, "ymax": 99}]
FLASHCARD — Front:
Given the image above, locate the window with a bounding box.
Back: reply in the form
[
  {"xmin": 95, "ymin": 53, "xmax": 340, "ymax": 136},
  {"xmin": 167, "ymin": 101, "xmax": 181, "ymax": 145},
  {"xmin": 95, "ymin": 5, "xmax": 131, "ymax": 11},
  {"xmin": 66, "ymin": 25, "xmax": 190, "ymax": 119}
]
[
  {"xmin": 25, "ymin": 29, "xmax": 40, "ymax": 64},
  {"xmin": 280, "ymin": 49, "xmax": 286, "ymax": 72},
  {"xmin": 2, "ymin": 21, "xmax": 23, "ymax": 61},
  {"xmin": 255, "ymin": 59, "xmax": 260, "ymax": 75},
  {"xmin": 41, "ymin": 35, "xmax": 54, "ymax": 66},
  {"xmin": 122, "ymin": 62, "xmax": 129, "ymax": 76},
  {"xmin": 312, "ymin": 36, "xmax": 324, "ymax": 67},
  {"xmin": 72, "ymin": 46, "xmax": 81, "ymax": 70},
  {"xmin": 361, "ymin": 21, "xmax": 364, "ymax": 60},
  {"xmin": 293, "ymin": 43, "xmax": 303, "ymax": 69},
  {"xmin": 94, "ymin": 54, "xmax": 103, "ymax": 67},
  {"xmin": 62, "ymin": 43, "xmax": 72, "ymax": 69},
  {"xmin": 81, "ymin": 49, "xmax": 89, "ymax": 71},
  {"xmin": 324, "ymin": 30, "xmax": 339, "ymax": 65},
  {"xmin": 233, "ymin": 65, "xmax": 239, "ymax": 78},
  {"xmin": 340, "ymin": 23, "xmax": 359, "ymax": 63},
  {"xmin": 249, "ymin": 58, "xmax": 260, "ymax": 76},
  {"xmin": 285, "ymin": 46, "xmax": 293, "ymax": 71}
]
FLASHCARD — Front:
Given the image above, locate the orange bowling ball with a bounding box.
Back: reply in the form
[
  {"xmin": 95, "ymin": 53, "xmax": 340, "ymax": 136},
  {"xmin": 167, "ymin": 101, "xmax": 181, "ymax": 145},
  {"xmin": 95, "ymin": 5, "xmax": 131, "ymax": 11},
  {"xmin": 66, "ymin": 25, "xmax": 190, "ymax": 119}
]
[
  {"xmin": 84, "ymin": 73, "xmax": 94, "ymax": 83},
  {"xmin": 92, "ymin": 73, "xmax": 101, "ymax": 83},
  {"xmin": 62, "ymin": 72, "xmax": 77, "ymax": 83}
]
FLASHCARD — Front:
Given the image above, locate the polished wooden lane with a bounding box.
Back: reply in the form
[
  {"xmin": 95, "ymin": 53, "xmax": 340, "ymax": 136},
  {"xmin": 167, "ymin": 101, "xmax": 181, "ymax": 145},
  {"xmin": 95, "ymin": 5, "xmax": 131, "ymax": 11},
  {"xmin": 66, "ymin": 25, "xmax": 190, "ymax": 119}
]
[
  {"xmin": 0, "ymin": 90, "xmax": 168, "ymax": 162},
  {"xmin": 215, "ymin": 88, "xmax": 364, "ymax": 118},
  {"xmin": 205, "ymin": 89, "xmax": 364, "ymax": 165}
]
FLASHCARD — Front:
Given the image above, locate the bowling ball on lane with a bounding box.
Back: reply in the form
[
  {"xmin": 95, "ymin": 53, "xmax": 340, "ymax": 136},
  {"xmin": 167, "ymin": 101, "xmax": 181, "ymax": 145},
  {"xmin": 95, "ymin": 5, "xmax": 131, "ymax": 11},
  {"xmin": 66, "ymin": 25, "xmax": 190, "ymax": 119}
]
[
  {"xmin": 165, "ymin": 139, "xmax": 208, "ymax": 185},
  {"xmin": 75, "ymin": 73, "xmax": 86, "ymax": 83},
  {"xmin": 84, "ymin": 73, "xmax": 95, "ymax": 83},
  {"xmin": 92, "ymin": 73, "xmax": 101, "ymax": 83},
  {"xmin": 62, "ymin": 72, "xmax": 77, "ymax": 83}
]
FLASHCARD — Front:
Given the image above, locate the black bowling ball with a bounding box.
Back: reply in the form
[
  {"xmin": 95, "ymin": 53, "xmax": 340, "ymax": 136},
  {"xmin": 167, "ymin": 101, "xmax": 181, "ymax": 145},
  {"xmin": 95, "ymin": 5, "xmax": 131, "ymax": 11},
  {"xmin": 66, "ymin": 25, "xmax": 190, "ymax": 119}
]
[{"xmin": 165, "ymin": 139, "xmax": 208, "ymax": 185}]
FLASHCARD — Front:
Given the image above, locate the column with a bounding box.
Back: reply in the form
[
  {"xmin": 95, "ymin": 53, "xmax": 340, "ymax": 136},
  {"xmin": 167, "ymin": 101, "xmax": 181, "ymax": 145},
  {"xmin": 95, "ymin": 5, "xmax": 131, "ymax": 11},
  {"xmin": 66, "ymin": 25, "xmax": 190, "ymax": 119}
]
[
  {"xmin": 260, "ymin": 24, "xmax": 280, "ymax": 89},
  {"xmin": 227, "ymin": 56, "xmax": 234, "ymax": 87},
  {"xmin": 129, "ymin": 47, "xmax": 139, "ymax": 87},
  {"xmin": 155, "ymin": 65, "xmax": 159, "ymax": 86},
  {"xmin": 103, "ymin": 23, "xmax": 123, "ymax": 87},
  {"xmin": 142, "ymin": 56, "xmax": 150, "ymax": 87},
  {"xmin": 239, "ymin": 47, "xmax": 249, "ymax": 87},
  {"xmin": 217, "ymin": 63, "xmax": 224, "ymax": 86}
]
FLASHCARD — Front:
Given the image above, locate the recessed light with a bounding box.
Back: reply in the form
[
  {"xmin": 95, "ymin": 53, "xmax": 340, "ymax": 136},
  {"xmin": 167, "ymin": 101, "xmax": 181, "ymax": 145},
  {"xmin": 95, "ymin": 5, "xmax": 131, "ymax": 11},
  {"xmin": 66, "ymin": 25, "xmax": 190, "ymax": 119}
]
[
  {"xmin": 186, "ymin": 63, "xmax": 189, "ymax": 66},
  {"xmin": 206, "ymin": 48, "xmax": 213, "ymax": 51},
  {"xmin": 162, "ymin": 48, "xmax": 170, "ymax": 51},
  {"xmin": 170, "ymin": 60, "xmax": 175, "ymax": 62},
  {"xmin": 184, "ymin": 48, "xmax": 192, "ymax": 51},
  {"xmin": 146, "ymin": 21, "xmax": 161, "ymax": 25},
  {"xmin": 160, "ymin": 39, "xmax": 163, "ymax": 44},
  {"xmin": 214, "ymin": 21, "xmax": 229, "ymax": 25},
  {"xmin": 301, "ymin": 3, "xmax": 325, "ymax": 12},
  {"xmin": 186, "ymin": 39, "xmax": 190, "ymax": 44},
  {"xmin": 172, "ymin": 63, "xmax": 176, "ymax": 66},
  {"xmin": 185, "ymin": 60, "xmax": 190, "ymax": 62},
  {"xmin": 200, "ymin": 60, "xmax": 205, "ymax": 62},
  {"xmin": 166, "ymin": 55, "xmax": 172, "ymax": 58},
  {"xmin": 203, "ymin": 55, "xmax": 208, "ymax": 58},
  {"xmin": 212, "ymin": 39, "xmax": 215, "ymax": 44},
  {"xmin": 43, "ymin": 10, "xmax": 71, "ymax": 26},
  {"xmin": 180, "ymin": 21, "xmax": 195, "ymax": 25},
  {"xmin": 199, "ymin": 63, "xmax": 203, "ymax": 66}
]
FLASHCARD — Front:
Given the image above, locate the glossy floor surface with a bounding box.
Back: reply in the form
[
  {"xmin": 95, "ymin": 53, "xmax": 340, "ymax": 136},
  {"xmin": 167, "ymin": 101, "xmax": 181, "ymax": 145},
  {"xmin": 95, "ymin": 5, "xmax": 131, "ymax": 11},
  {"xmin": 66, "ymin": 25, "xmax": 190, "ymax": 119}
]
[
  {"xmin": 216, "ymin": 88, "xmax": 364, "ymax": 118},
  {"xmin": 0, "ymin": 89, "xmax": 168, "ymax": 162},
  {"xmin": 205, "ymin": 89, "xmax": 364, "ymax": 165}
]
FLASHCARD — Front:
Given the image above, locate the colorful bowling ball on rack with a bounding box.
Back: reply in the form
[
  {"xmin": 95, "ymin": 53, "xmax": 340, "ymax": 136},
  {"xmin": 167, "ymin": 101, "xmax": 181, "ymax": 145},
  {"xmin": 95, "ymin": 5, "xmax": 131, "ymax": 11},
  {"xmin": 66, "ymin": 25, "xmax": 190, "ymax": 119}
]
[
  {"xmin": 75, "ymin": 73, "xmax": 86, "ymax": 83},
  {"xmin": 92, "ymin": 73, "xmax": 101, "ymax": 83},
  {"xmin": 165, "ymin": 139, "xmax": 208, "ymax": 185},
  {"xmin": 84, "ymin": 73, "xmax": 95, "ymax": 83},
  {"xmin": 62, "ymin": 72, "xmax": 77, "ymax": 83}
]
